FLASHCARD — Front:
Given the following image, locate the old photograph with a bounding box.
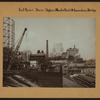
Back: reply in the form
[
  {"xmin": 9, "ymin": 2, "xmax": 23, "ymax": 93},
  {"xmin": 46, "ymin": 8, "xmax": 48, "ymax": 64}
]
[{"xmin": 3, "ymin": 17, "xmax": 96, "ymax": 87}]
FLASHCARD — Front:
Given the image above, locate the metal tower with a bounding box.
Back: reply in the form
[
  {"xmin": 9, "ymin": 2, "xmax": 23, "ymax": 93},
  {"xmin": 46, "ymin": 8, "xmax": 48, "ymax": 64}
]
[
  {"xmin": 3, "ymin": 17, "xmax": 15, "ymax": 70},
  {"xmin": 3, "ymin": 17, "xmax": 15, "ymax": 50}
]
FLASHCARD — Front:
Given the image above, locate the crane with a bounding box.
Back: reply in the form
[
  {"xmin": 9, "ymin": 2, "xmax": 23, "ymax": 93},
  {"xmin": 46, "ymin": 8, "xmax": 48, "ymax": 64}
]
[{"xmin": 7, "ymin": 28, "xmax": 27, "ymax": 71}]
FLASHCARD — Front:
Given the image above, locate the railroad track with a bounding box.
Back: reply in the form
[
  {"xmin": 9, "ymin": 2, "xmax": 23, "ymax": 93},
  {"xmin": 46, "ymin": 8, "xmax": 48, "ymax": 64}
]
[
  {"xmin": 78, "ymin": 75, "xmax": 95, "ymax": 84},
  {"xmin": 86, "ymin": 74, "xmax": 95, "ymax": 79},
  {"xmin": 64, "ymin": 74, "xmax": 95, "ymax": 87},
  {"xmin": 73, "ymin": 75, "xmax": 95, "ymax": 87}
]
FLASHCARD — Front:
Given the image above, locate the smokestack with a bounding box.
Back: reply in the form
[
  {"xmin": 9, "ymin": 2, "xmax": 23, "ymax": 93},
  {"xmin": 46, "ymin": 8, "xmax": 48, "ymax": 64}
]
[
  {"xmin": 74, "ymin": 45, "xmax": 75, "ymax": 48},
  {"xmin": 46, "ymin": 40, "xmax": 49, "ymax": 58}
]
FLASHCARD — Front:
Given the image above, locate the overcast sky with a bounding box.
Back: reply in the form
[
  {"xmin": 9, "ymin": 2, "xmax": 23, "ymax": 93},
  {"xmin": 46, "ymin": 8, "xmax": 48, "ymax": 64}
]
[{"xmin": 11, "ymin": 17, "xmax": 96, "ymax": 60}]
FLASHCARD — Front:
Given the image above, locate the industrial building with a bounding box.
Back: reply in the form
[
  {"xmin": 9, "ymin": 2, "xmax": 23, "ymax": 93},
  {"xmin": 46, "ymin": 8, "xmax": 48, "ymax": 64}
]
[{"xmin": 62, "ymin": 45, "xmax": 79, "ymax": 58}]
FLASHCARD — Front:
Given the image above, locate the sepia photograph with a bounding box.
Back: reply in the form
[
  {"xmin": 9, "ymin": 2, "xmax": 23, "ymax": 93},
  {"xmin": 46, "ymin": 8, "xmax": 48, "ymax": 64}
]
[{"xmin": 3, "ymin": 17, "xmax": 96, "ymax": 87}]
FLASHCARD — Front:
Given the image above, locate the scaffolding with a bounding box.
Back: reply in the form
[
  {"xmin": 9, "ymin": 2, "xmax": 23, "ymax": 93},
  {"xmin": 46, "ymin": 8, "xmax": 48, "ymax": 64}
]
[{"xmin": 3, "ymin": 17, "xmax": 15, "ymax": 50}]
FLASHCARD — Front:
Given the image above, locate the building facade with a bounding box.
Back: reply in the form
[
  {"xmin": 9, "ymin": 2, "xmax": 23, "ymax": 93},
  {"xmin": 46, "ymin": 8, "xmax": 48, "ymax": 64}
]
[
  {"xmin": 62, "ymin": 45, "xmax": 79, "ymax": 58},
  {"xmin": 66, "ymin": 45, "xmax": 79, "ymax": 57},
  {"xmin": 50, "ymin": 43, "xmax": 64, "ymax": 57}
]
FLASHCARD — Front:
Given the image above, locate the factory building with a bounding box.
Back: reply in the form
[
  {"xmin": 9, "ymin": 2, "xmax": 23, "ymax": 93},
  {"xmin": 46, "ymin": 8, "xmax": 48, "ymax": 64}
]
[
  {"xmin": 62, "ymin": 45, "xmax": 79, "ymax": 58},
  {"xmin": 29, "ymin": 50, "xmax": 45, "ymax": 67}
]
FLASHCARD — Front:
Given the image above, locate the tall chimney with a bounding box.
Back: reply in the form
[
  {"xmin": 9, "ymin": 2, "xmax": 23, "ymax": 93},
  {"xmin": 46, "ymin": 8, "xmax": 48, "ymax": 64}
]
[
  {"xmin": 74, "ymin": 45, "xmax": 75, "ymax": 48},
  {"xmin": 46, "ymin": 40, "xmax": 49, "ymax": 58}
]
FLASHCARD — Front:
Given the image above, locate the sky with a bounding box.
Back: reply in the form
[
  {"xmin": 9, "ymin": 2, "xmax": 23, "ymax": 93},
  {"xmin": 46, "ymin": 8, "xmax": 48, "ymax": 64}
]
[{"xmin": 11, "ymin": 17, "xmax": 96, "ymax": 60}]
